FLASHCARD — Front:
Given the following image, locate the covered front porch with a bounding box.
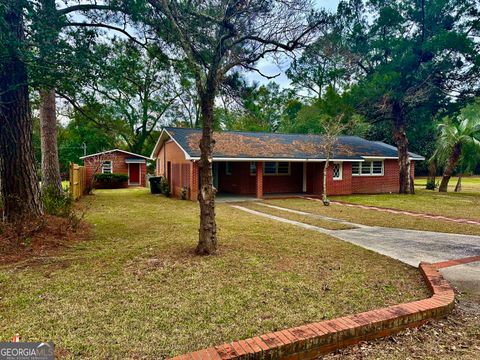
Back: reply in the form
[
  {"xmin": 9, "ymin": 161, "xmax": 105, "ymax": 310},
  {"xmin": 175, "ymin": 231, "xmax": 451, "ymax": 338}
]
[{"xmin": 212, "ymin": 161, "xmax": 330, "ymax": 198}]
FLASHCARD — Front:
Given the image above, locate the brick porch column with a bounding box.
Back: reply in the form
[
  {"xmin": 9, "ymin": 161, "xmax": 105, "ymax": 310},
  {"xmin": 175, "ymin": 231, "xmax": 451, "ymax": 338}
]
[
  {"xmin": 256, "ymin": 162, "xmax": 263, "ymax": 198},
  {"xmin": 191, "ymin": 162, "xmax": 199, "ymax": 201}
]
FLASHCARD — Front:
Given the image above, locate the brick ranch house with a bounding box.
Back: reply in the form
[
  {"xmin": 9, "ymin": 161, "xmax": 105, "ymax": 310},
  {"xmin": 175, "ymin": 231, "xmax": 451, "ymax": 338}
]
[
  {"xmin": 150, "ymin": 127, "xmax": 424, "ymax": 200},
  {"xmin": 81, "ymin": 149, "xmax": 150, "ymax": 187}
]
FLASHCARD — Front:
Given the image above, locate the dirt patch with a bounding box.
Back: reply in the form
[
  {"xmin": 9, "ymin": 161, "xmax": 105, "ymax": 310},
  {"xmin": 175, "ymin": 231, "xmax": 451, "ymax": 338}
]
[{"xmin": 0, "ymin": 215, "xmax": 91, "ymax": 265}]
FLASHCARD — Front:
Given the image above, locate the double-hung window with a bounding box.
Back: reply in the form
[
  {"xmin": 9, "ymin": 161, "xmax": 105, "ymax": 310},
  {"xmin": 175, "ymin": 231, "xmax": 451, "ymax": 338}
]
[
  {"xmin": 351, "ymin": 160, "xmax": 384, "ymax": 176},
  {"xmin": 263, "ymin": 162, "xmax": 290, "ymax": 176},
  {"xmin": 102, "ymin": 161, "xmax": 112, "ymax": 174},
  {"xmin": 249, "ymin": 162, "xmax": 291, "ymax": 175},
  {"xmin": 249, "ymin": 162, "xmax": 257, "ymax": 175},
  {"xmin": 263, "ymin": 162, "xmax": 277, "ymax": 175}
]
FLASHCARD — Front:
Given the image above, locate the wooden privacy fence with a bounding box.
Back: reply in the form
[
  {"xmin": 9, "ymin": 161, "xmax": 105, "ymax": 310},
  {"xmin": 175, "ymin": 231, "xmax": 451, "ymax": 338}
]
[{"xmin": 69, "ymin": 163, "xmax": 87, "ymax": 200}]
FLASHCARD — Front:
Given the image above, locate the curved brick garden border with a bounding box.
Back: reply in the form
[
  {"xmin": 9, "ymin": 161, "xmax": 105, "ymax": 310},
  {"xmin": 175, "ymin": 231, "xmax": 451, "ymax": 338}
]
[{"xmin": 169, "ymin": 262, "xmax": 455, "ymax": 360}]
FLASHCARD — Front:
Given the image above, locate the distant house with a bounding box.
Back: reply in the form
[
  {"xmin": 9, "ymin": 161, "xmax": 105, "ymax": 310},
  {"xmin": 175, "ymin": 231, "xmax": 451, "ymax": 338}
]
[
  {"xmin": 81, "ymin": 149, "xmax": 151, "ymax": 187},
  {"xmin": 150, "ymin": 127, "xmax": 424, "ymax": 200}
]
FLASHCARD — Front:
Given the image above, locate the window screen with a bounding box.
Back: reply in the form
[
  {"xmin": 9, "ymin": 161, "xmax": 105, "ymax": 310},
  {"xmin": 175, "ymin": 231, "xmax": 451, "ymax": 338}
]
[
  {"xmin": 361, "ymin": 161, "xmax": 372, "ymax": 174},
  {"xmin": 264, "ymin": 162, "xmax": 277, "ymax": 175},
  {"xmin": 351, "ymin": 162, "xmax": 360, "ymax": 175},
  {"xmin": 277, "ymin": 162, "xmax": 290, "ymax": 175},
  {"xmin": 249, "ymin": 162, "xmax": 257, "ymax": 175},
  {"xmin": 372, "ymin": 161, "xmax": 383, "ymax": 174}
]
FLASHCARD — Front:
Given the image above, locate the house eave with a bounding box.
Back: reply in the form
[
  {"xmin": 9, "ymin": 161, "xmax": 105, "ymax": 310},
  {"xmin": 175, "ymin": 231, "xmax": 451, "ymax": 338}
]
[
  {"xmin": 188, "ymin": 157, "xmax": 366, "ymax": 162},
  {"xmin": 362, "ymin": 156, "xmax": 425, "ymax": 161},
  {"xmin": 80, "ymin": 148, "xmax": 152, "ymax": 161},
  {"xmin": 151, "ymin": 128, "xmax": 193, "ymax": 160}
]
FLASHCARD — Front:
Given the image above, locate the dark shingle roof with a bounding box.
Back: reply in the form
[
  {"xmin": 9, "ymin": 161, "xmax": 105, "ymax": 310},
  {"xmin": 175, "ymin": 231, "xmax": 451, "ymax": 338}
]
[{"xmin": 162, "ymin": 127, "xmax": 424, "ymax": 161}]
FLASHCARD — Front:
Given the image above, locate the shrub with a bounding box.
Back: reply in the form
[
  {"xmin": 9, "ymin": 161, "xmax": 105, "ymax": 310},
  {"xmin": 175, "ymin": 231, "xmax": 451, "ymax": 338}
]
[
  {"xmin": 94, "ymin": 173, "xmax": 129, "ymax": 183},
  {"xmin": 42, "ymin": 186, "xmax": 73, "ymax": 218},
  {"xmin": 180, "ymin": 186, "xmax": 189, "ymax": 200},
  {"xmin": 425, "ymin": 179, "xmax": 437, "ymax": 190},
  {"xmin": 160, "ymin": 177, "xmax": 171, "ymax": 197},
  {"xmin": 94, "ymin": 173, "xmax": 129, "ymax": 189}
]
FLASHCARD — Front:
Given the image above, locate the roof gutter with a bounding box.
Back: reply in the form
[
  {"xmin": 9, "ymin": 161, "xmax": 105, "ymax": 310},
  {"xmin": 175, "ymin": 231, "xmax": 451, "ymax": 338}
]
[{"xmin": 188, "ymin": 157, "xmax": 365, "ymax": 162}]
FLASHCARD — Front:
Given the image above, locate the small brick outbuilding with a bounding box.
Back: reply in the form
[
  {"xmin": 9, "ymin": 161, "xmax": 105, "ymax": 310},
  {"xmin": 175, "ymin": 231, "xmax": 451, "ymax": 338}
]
[
  {"xmin": 81, "ymin": 149, "xmax": 151, "ymax": 187},
  {"xmin": 150, "ymin": 127, "xmax": 424, "ymax": 200}
]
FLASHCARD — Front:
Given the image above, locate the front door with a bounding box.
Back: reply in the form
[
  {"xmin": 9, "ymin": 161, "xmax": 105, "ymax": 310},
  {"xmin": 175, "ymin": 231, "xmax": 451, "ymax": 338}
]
[{"xmin": 129, "ymin": 163, "xmax": 140, "ymax": 185}]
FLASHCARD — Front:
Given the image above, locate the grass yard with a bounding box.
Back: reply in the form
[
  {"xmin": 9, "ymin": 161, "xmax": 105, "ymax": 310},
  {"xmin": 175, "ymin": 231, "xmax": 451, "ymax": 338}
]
[
  {"xmin": 415, "ymin": 176, "xmax": 480, "ymax": 194},
  {"xmin": 239, "ymin": 202, "xmax": 355, "ymax": 230},
  {"xmin": 0, "ymin": 189, "xmax": 428, "ymax": 359},
  {"xmin": 330, "ymin": 178, "xmax": 480, "ymax": 223},
  {"xmin": 264, "ymin": 197, "xmax": 480, "ymax": 235}
]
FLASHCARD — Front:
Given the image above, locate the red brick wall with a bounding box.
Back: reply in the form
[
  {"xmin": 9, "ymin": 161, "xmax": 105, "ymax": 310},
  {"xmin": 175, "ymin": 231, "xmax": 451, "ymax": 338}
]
[
  {"xmin": 218, "ymin": 162, "xmax": 303, "ymax": 195},
  {"xmin": 263, "ymin": 162, "xmax": 303, "ymax": 194},
  {"xmin": 306, "ymin": 160, "xmax": 417, "ymax": 196},
  {"xmin": 327, "ymin": 162, "xmax": 353, "ymax": 195},
  {"xmin": 256, "ymin": 162, "xmax": 263, "ymax": 198},
  {"xmin": 191, "ymin": 162, "xmax": 199, "ymax": 201},
  {"xmin": 157, "ymin": 140, "xmax": 193, "ymax": 198},
  {"xmin": 83, "ymin": 150, "xmax": 147, "ymax": 187},
  {"xmin": 306, "ymin": 163, "xmax": 322, "ymax": 194},
  {"xmin": 218, "ymin": 162, "xmax": 256, "ymax": 195},
  {"xmin": 154, "ymin": 139, "xmax": 418, "ymax": 199},
  {"xmin": 140, "ymin": 163, "xmax": 147, "ymax": 187},
  {"xmin": 306, "ymin": 162, "xmax": 353, "ymax": 196},
  {"xmin": 351, "ymin": 159, "xmax": 399, "ymax": 194}
]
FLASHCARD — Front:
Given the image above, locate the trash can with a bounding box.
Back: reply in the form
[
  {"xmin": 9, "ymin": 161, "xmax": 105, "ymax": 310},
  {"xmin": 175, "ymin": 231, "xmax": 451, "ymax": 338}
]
[{"xmin": 149, "ymin": 176, "xmax": 163, "ymax": 194}]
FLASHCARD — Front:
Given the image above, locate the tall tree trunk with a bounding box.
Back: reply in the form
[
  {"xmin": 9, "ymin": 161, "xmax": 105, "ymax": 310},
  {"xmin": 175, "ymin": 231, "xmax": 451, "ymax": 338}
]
[
  {"xmin": 392, "ymin": 101, "xmax": 413, "ymax": 194},
  {"xmin": 439, "ymin": 142, "xmax": 462, "ymax": 192},
  {"xmin": 426, "ymin": 160, "xmax": 436, "ymax": 189},
  {"xmin": 0, "ymin": 2, "xmax": 43, "ymax": 222},
  {"xmin": 39, "ymin": 88, "xmax": 62, "ymax": 194},
  {"xmin": 454, "ymin": 172, "xmax": 462, "ymax": 192},
  {"xmin": 196, "ymin": 91, "xmax": 217, "ymax": 255}
]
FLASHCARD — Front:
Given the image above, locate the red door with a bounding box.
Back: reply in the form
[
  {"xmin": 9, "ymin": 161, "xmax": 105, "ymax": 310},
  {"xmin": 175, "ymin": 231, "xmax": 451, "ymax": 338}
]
[{"xmin": 129, "ymin": 163, "xmax": 140, "ymax": 185}]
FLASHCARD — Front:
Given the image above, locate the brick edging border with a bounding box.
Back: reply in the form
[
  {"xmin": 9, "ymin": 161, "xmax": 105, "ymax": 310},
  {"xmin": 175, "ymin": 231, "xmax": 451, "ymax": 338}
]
[{"xmin": 169, "ymin": 263, "xmax": 454, "ymax": 360}]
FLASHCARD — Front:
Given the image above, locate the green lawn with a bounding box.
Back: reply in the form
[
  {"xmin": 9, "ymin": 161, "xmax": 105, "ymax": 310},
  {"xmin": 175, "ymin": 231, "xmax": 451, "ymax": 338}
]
[
  {"xmin": 415, "ymin": 176, "xmax": 480, "ymax": 194},
  {"xmin": 330, "ymin": 177, "xmax": 480, "ymax": 223},
  {"xmin": 0, "ymin": 189, "xmax": 428, "ymax": 358},
  {"xmin": 240, "ymin": 202, "xmax": 355, "ymax": 230},
  {"xmin": 265, "ymin": 197, "xmax": 480, "ymax": 235}
]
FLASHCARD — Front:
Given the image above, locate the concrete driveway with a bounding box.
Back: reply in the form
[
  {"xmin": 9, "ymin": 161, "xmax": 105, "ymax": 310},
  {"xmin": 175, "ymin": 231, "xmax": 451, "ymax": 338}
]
[
  {"xmin": 232, "ymin": 203, "xmax": 480, "ymax": 294},
  {"xmin": 332, "ymin": 226, "xmax": 480, "ymax": 294}
]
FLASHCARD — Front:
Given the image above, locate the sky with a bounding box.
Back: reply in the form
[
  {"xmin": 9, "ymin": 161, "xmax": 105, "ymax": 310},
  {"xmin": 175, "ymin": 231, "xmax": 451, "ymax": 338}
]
[
  {"xmin": 244, "ymin": 0, "xmax": 341, "ymax": 88},
  {"xmin": 64, "ymin": 0, "xmax": 341, "ymax": 93}
]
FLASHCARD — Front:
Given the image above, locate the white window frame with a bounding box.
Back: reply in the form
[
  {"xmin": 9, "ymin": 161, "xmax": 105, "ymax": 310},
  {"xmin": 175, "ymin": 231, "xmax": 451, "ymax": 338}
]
[
  {"xmin": 102, "ymin": 160, "xmax": 113, "ymax": 174},
  {"xmin": 249, "ymin": 162, "xmax": 257, "ymax": 176},
  {"xmin": 262, "ymin": 162, "xmax": 291, "ymax": 176},
  {"xmin": 352, "ymin": 160, "xmax": 384, "ymax": 176},
  {"xmin": 332, "ymin": 162, "xmax": 343, "ymax": 180}
]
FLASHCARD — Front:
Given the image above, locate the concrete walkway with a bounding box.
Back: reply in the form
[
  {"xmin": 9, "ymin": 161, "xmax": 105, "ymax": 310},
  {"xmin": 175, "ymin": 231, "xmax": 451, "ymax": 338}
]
[{"xmin": 231, "ymin": 203, "xmax": 480, "ymax": 294}]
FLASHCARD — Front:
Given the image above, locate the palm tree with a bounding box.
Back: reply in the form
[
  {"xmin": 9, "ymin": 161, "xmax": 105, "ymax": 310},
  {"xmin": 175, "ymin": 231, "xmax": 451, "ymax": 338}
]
[
  {"xmin": 435, "ymin": 105, "xmax": 480, "ymax": 192},
  {"xmin": 454, "ymin": 142, "xmax": 480, "ymax": 192}
]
